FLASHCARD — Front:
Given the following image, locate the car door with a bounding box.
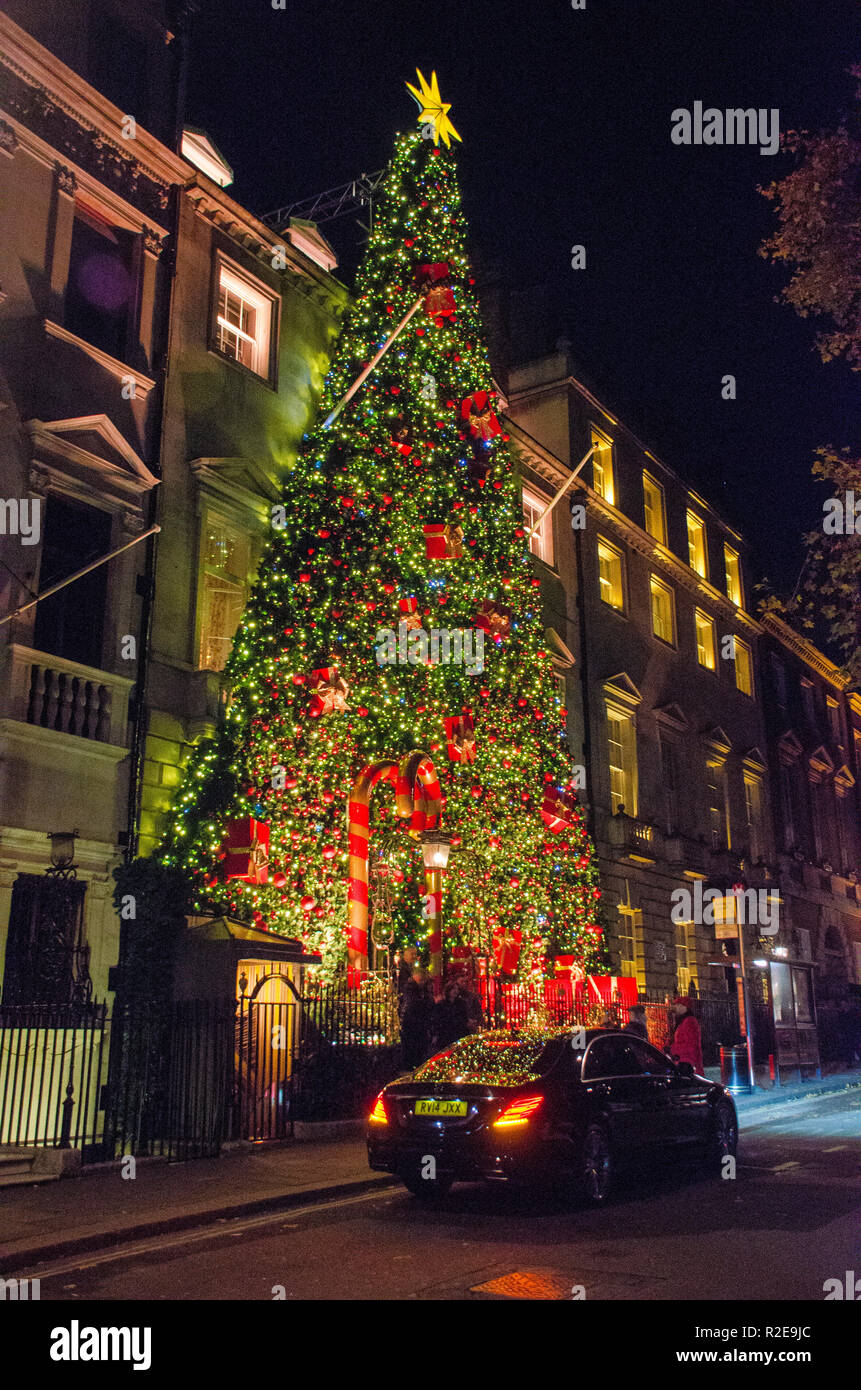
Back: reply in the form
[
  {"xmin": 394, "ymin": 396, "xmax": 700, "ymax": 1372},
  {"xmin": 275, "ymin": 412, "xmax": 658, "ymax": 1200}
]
[
  {"xmin": 626, "ymin": 1038, "xmax": 685, "ymax": 1152},
  {"xmin": 580, "ymin": 1035, "xmax": 655, "ymax": 1154}
]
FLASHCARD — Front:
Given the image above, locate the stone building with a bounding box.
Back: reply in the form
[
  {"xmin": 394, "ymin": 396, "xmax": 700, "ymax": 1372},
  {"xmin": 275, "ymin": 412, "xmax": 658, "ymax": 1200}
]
[{"xmin": 505, "ymin": 347, "xmax": 860, "ymax": 1048}]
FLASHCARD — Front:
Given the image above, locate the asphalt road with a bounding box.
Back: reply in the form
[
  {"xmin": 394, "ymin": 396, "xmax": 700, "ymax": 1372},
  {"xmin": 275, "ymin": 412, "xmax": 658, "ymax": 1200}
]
[{"xmin": 24, "ymin": 1089, "xmax": 861, "ymax": 1302}]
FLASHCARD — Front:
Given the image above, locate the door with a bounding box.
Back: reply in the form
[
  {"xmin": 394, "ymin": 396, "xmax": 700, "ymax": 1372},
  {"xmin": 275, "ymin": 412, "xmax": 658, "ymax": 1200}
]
[{"xmin": 580, "ymin": 1035, "xmax": 658, "ymax": 1153}]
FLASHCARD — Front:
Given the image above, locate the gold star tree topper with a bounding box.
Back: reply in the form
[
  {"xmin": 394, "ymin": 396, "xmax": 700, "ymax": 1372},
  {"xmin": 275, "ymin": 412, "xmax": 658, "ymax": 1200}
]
[{"xmin": 405, "ymin": 68, "xmax": 462, "ymax": 148}]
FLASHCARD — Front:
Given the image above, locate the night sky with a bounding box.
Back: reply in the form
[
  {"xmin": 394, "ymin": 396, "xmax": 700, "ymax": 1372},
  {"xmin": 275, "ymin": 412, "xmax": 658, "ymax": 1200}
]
[{"xmin": 184, "ymin": 0, "xmax": 858, "ymax": 594}]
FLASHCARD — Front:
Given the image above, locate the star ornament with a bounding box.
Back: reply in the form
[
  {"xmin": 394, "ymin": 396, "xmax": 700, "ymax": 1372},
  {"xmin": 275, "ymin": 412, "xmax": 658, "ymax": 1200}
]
[{"xmin": 405, "ymin": 69, "xmax": 462, "ymax": 148}]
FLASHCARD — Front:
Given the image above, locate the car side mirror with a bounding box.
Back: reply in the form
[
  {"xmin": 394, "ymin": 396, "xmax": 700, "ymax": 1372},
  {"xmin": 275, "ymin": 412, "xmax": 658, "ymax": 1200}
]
[{"xmin": 676, "ymin": 1061, "xmax": 695, "ymax": 1079}]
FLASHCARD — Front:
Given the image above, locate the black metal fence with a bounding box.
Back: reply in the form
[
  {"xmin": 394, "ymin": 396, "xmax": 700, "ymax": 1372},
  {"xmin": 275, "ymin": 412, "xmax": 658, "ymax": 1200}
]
[
  {"xmin": 0, "ymin": 983, "xmax": 744, "ymax": 1165},
  {"xmin": 0, "ymin": 1002, "xmax": 109, "ymax": 1154}
]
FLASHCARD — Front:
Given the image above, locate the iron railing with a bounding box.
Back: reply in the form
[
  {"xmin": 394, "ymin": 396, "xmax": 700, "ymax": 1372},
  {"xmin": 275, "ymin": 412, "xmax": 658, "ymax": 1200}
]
[{"xmin": 0, "ymin": 1001, "xmax": 109, "ymax": 1154}]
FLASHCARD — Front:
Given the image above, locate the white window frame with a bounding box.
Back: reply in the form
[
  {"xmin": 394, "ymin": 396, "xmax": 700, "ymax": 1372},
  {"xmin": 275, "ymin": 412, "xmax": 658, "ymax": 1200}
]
[
  {"xmin": 197, "ymin": 509, "xmax": 254, "ymax": 673},
  {"xmin": 591, "ymin": 427, "xmax": 615, "ymax": 506},
  {"xmin": 734, "ymin": 638, "xmax": 754, "ymax": 697},
  {"xmin": 212, "ymin": 257, "xmax": 278, "ymax": 382},
  {"xmin": 522, "ymin": 487, "xmax": 554, "ymax": 566},
  {"xmin": 650, "ymin": 574, "xmax": 676, "ymax": 646},
  {"xmin": 606, "ymin": 702, "xmax": 638, "ymax": 816},
  {"xmin": 694, "ymin": 608, "xmax": 716, "ymax": 670},
  {"xmin": 642, "ymin": 471, "xmax": 667, "ymax": 544},
  {"xmin": 724, "ymin": 543, "xmax": 743, "ymax": 607},
  {"xmin": 687, "ymin": 509, "xmax": 708, "ymax": 578},
  {"xmin": 597, "ymin": 536, "xmax": 625, "ymax": 612}
]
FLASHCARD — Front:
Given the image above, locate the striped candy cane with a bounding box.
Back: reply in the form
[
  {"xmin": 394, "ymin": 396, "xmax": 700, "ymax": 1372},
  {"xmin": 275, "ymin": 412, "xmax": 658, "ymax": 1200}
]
[{"xmin": 346, "ymin": 760, "xmax": 399, "ymax": 977}]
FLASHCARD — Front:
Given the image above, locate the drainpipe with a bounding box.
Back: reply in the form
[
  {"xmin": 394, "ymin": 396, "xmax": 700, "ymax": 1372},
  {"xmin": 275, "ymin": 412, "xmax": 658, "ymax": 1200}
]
[{"xmin": 572, "ymin": 481, "xmax": 594, "ymax": 838}]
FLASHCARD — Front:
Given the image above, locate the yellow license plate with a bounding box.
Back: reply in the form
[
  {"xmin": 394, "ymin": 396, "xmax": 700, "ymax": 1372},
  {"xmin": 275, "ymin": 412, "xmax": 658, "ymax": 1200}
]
[{"xmin": 414, "ymin": 1099, "xmax": 468, "ymax": 1117}]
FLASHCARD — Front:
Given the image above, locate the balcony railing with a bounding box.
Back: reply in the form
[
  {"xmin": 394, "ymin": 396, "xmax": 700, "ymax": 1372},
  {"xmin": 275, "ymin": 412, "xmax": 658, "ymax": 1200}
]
[
  {"xmin": 0, "ymin": 644, "xmax": 133, "ymax": 748},
  {"xmin": 606, "ymin": 813, "xmax": 661, "ymax": 861}
]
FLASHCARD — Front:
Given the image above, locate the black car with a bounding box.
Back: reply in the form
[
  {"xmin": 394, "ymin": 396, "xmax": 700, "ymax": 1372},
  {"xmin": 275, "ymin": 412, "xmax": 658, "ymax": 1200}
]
[{"xmin": 367, "ymin": 1027, "xmax": 738, "ymax": 1203}]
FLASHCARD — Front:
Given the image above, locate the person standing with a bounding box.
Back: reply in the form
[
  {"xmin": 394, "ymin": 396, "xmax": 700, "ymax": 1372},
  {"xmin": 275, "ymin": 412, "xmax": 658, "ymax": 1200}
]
[
  {"xmin": 396, "ymin": 946, "xmax": 418, "ymax": 1015},
  {"xmin": 432, "ymin": 979, "xmax": 471, "ymax": 1050},
  {"xmin": 400, "ymin": 967, "xmax": 434, "ymax": 1069},
  {"xmin": 623, "ymin": 1004, "xmax": 649, "ymax": 1040},
  {"xmin": 668, "ymin": 996, "xmax": 704, "ymax": 1073}
]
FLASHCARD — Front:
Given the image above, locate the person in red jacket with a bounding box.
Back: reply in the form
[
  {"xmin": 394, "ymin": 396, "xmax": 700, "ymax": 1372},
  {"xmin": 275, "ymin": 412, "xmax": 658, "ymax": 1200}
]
[{"xmin": 668, "ymin": 996, "xmax": 704, "ymax": 1074}]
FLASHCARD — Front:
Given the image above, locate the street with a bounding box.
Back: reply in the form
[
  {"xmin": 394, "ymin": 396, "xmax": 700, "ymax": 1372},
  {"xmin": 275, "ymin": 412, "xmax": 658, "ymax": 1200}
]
[{"xmin": 24, "ymin": 1089, "xmax": 861, "ymax": 1302}]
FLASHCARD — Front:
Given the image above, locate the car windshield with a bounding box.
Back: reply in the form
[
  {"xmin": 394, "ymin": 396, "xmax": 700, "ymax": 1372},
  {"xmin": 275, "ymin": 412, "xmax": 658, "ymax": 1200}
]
[{"xmin": 413, "ymin": 1030, "xmax": 567, "ymax": 1085}]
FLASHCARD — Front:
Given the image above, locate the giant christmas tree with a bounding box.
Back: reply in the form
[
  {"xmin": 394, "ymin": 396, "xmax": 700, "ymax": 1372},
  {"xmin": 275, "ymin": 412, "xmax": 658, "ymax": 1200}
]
[{"xmin": 159, "ymin": 73, "xmax": 608, "ymax": 988}]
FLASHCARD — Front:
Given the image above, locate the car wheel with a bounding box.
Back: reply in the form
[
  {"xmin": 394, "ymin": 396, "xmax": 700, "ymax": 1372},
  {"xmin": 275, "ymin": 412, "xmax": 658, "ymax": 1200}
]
[
  {"xmin": 578, "ymin": 1122, "xmax": 613, "ymax": 1205},
  {"xmin": 706, "ymin": 1100, "xmax": 738, "ymax": 1171},
  {"xmin": 401, "ymin": 1170, "xmax": 454, "ymax": 1202}
]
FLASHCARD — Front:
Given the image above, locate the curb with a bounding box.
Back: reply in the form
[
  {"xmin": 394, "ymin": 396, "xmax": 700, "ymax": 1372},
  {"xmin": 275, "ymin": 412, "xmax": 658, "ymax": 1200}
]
[
  {"xmin": 735, "ymin": 1078, "xmax": 861, "ymax": 1114},
  {"xmin": 0, "ymin": 1172, "xmax": 397, "ymax": 1277}
]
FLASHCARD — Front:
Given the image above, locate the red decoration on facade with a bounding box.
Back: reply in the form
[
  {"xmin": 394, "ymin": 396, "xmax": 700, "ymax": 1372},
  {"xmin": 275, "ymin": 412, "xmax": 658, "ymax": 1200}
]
[
  {"xmin": 423, "ymin": 522, "xmax": 464, "ymax": 560},
  {"xmin": 308, "ymin": 666, "xmax": 350, "ymax": 717},
  {"xmin": 220, "ymin": 818, "xmax": 270, "ymax": 884},
  {"xmin": 492, "ymin": 924, "xmax": 522, "ymax": 975},
  {"xmin": 460, "ymin": 391, "xmax": 502, "ymax": 441},
  {"xmin": 444, "ymin": 713, "xmax": 476, "ymax": 763}
]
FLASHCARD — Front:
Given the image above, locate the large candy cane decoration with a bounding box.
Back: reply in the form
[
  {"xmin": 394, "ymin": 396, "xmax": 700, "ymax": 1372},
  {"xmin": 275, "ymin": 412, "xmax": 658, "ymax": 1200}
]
[
  {"xmin": 346, "ymin": 750, "xmax": 445, "ymax": 981},
  {"xmin": 347, "ymin": 760, "xmax": 399, "ymax": 975}
]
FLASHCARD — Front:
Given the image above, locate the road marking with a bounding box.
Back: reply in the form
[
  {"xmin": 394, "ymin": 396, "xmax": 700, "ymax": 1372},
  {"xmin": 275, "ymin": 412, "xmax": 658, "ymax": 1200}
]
[
  {"xmin": 771, "ymin": 1161, "xmax": 801, "ymax": 1171},
  {"xmin": 14, "ymin": 1186, "xmax": 395, "ymax": 1284},
  {"xmin": 822, "ymin": 1145, "xmax": 848, "ymax": 1152}
]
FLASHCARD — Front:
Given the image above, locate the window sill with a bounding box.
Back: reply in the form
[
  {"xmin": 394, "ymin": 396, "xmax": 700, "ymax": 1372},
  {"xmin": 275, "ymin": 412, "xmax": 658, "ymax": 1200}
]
[
  {"xmin": 207, "ymin": 345, "xmax": 278, "ymax": 393},
  {"xmin": 44, "ymin": 320, "xmax": 156, "ymax": 398}
]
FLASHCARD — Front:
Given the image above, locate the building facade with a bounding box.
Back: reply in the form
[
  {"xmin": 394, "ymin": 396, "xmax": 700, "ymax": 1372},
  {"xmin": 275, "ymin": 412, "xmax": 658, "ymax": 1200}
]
[{"xmin": 505, "ymin": 348, "xmax": 860, "ymax": 1056}]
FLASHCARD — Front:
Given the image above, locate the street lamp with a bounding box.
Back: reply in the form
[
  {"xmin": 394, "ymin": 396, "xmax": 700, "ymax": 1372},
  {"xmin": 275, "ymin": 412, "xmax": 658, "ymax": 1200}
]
[
  {"xmin": 420, "ymin": 830, "xmax": 451, "ymax": 993},
  {"xmin": 420, "ymin": 829, "xmax": 452, "ymax": 871},
  {"xmin": 47, "ymin": 830, "xmax": 78, "ymax": 877}
]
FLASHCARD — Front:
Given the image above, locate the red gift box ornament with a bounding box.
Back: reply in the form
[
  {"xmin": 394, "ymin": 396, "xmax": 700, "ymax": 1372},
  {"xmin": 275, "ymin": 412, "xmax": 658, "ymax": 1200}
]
[
  {"xmin": 541, "ymin": 784, "xmax": 579, "ymax": 834},
  {"xmin": 423, "ymin": 522, "xmax": 464, "ymax": 560},
  {"xmin": 398, "ymin": 595, "xmax": 423, "ymax": 631},
  {"xmin": 308, "ymin": 666, "xmax": 350, "ymax": 717},
  {"xmin": 475, "ymin": 599, "xmax": 513, "ymax": 641},
  {"xmin": 492, "ymin": 923, "xmax": 522, "ymax": 975},
  {"xmin": 444, "ymin": 713, "xmax": 476, "ymax": 763},
  {"xmin": 414, "ymin": 261, "xmax": 456, "ymax": 324},
  {"xmin": 220, "ymin": 818, "xmax": 270, "ymax": 884},
  {"xmin": 460, "ymin": 391, "xmax": 502, "ymax": 441},
  {"xmin": 389, "ymin": 414, "xmax": 414, "ymax": 456}
]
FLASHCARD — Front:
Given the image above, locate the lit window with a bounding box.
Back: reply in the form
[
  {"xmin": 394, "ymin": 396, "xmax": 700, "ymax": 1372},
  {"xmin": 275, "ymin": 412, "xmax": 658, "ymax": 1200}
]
[
  {"xmin": 687, "ymin": 510, "xmax": 707, "ymax": 577},
  {"xmin": 522, "ymin": 487, "xmax": 554, "ymax": 565},
  {"xmin": 617, "ymin": 906, "xmax": 645, "ymax": 991},
  {"xmin": 694, "ymin": 609, "xmax": 716, "ymax": 670},
  {"xmin": 650, "ymin": 575, "xmax": 675, "ymax": 645},
  {"xmin": 674, "ymin": 921, "xmax": 699, "ymax": 995},
  {"xmin": 597, "ymin": 538, "xmax": 624, "ymax": 611},
  {"xmin": 66, "ymin": 202, "xmax": 138, "ymax": 361},
  {"xmin": 214, "ymin": 261, "xmax": 276, "ymax": 380},
  {"xmin": 199, "ymin": 517, "xmax": 252, "ymax": 671},
  {"xmin": 734, "ymin": 638, "xmax": 753, "ymax": 696},
  {"xmin": 606, "ymin": 706, "xmax": 637, "ymax": 815},
  {"xmin": 724, "ymin": 544, "xmax": 743, "ymax": 607},
  {"xmin": 706, "ymin": 760, "xmax": 730, "ymax": 850},
  {"xmin": 591, "ymin": 429, "xmax": 615, "ymax": 505},
  {"xmin": 642, "ymin": 472, "xmax": 667, "ymax": 544},
  {"xmin": 743, "ymin": 773, "xmax": 764, "ymax": 863}
]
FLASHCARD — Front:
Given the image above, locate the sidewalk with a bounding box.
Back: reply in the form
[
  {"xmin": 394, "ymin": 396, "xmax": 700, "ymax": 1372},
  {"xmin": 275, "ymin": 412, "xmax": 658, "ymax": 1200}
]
[
  {"xmin": 703, "ymin": 1065, "xmax": 861, "ymax": 1114},
  {"xmin": 0, "ymin": 1131, "xmax": 395, "ymax": 1275}
]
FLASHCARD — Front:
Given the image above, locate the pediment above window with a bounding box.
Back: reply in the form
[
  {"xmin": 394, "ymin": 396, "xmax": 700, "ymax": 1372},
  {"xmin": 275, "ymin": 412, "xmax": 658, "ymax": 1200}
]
[
  {"xmin": 777, "ymin": 729, "xmax": 804, "ymax": 764},
  {"xmin": 602, "ymin": 672, "xmax": 642, "ymax": 710},
  {"xmin": 701, "ymin": 724, "xmax": 733, "ymax": 756},
  {"xmin": 26, "ymin": 416, "xmax": 158, "ymax": 508},
  {"xmin": 809, "ymin": 745, "xmax": 834, "ymax": 778},
  {"xmin": 190, "ymin": 457, "xmax": 279, "ymax": 517},
  {"xmin": 654, "ymin": 702, "xmax": 689, "ymax": 731},
  {"xmin": 742, "ymin": 746, "xmax": 768, "ymax": 773},
  {"xmin": 545, "ymin": 627, "xmax": 577, "ymax": 670}
]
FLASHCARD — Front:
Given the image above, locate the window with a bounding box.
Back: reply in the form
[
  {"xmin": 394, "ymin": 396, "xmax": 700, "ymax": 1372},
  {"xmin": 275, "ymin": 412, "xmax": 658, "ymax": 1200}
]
[
  {"xmin": 2, "ymin": 875, "xmax": 89, "ymax": 1007},
  {"xmin": 199, "ymin": 517, "xmax": 252, "ymax": 671},
  {"xmin": 694, "ymin": 609, "xmax": 716, "ymax": 670},
  {"xmin": 597, "ymin": 538, "xmax": 624, "ymax": 611},
  {"xmin": 522, "ymin": 488, "xmax": 554, "ymax": 565},
  {"xmin": 582, "ymin": 1036, "xmax": 643, "ymax": 1079},
  {"xmin": 616, "ymin": 898, "xmax": 646, "ymax": 990},
  {"xmin": 214, "ymin": 260, "xmax": 277, "ymax": 380},
  {"xmin": 33, "ymin": 495, "xmax": 111, "ymax": 668},
  {"xmin": 779, "ymin": 763, "xmax": 797, "ymax": 852},
  {"xmin": 606, "ymin": 706, "xmax": 637, "ymax": 815},
  {"xmin": 642, "ymin": 472, "xmax": 667, "ymax": 544},
  {"xmin": 65, "ymin": 203, "xmax": 139, "ymax": 361},
  {"xmin": 770, "ymin": 655, "xmax": 788, "ymax": 708},
  {"xmin": 591, "ymin": 429, "xmax": 615, "ymax": 505},
  {"xmin": 629, "ymin": 1039, "xmax": 675, "ymax": 1076},
  {"xmin": 724, "ymin": 544, "xmax": 743, "ymax": 607},
  {"xmin": 660, "ymin": 735, "xmax": 680, "ymax": 833},
  {"xmin": 743, "ymin": 773, "xmax": 764, "ymax": 863},
  {"xmin": 650, "ymin": 575, "xmax": 676, "ymax": 645},
  {"xmin": 734, "ymin": 638, "xmax": 753, "ymax": 696},
  {"xmin": 706, "ymin": 760, "xmax": 730, "ymax": 850},
  {"xmin": 686, "ymin": 510, "xmax": 707, "ymax": 577},
  {"xmin": 674, "ymin": 921, "xmax": 699, "ymax": 995}
]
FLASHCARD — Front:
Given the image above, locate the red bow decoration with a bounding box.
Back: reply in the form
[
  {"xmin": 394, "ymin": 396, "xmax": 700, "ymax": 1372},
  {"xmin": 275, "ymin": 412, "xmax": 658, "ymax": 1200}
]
[
  {"xmin": 308, "ymin": 666, "xmax": 350, "ymax": 717},
  {"xmin": 398, "ymin": 595, "xmax": 423, "ymax": 631},
  {"xmin": 414, "ymin": 262, "xmax": 456, "ymax": 324},
  {"xmin": 219, "ymin": 818, "xmax": 270, "ymax": 884},
  {"xmin": 460, "ymin": 391, "xmax": 502, "ymax": 441},
  {"xmin": 444, "ymin": 713, "xmax": 476, "ymax": 763},
  {"xmin": 492, "ymin": 924, "xmax": 522, "ymax": 976}
]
